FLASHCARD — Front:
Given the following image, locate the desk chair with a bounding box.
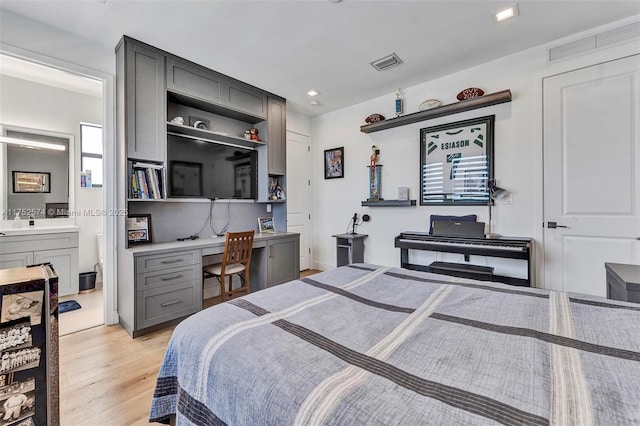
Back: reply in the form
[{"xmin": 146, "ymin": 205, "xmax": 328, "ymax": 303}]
[{"xmin": 203, "ymin": 230, "xmax": 254, "ymax": 302}]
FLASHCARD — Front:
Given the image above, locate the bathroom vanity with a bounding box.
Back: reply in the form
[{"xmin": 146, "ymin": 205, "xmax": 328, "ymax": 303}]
[{"xmin": 0, "ymin": 225, "xmax": 79, "ymax": 296}]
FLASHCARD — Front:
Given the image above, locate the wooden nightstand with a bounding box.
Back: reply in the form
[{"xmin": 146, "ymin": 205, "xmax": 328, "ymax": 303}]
[{"xmin": 605, "ymin": 262, "xmax": 640, "ymax": 303}]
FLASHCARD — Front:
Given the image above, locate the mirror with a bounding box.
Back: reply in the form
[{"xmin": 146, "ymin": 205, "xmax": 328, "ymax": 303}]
[{"xmin": 1, "ymin": 125, "xmax": 74, "ymax": 220}]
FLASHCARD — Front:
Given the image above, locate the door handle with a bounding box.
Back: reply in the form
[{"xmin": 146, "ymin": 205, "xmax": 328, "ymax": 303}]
[{"xmin": 547, "ymin": 221, "xmax": 569, "ymax": 229}]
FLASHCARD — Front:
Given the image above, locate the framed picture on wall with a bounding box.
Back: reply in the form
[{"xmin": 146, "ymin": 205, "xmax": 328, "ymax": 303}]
[
  {"xmin": 127, "ymin": 214, "xmax": 152, "ymax": 245},
  {"xmin": 324, "ymin": 147, "xmax": 344, "ymax": 179},
  {"xmin": 13, "ymin": 171, "xmax": 51, "ymax": 193},
  {"xmin": 419, "ymin": 115, "xmax": 495, "ymax": 205}
]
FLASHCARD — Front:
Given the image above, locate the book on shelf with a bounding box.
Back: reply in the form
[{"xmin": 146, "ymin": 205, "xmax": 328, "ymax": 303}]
[{"xmin": 128, "ymin": 160, "xmax": 165, "ymax": 199}]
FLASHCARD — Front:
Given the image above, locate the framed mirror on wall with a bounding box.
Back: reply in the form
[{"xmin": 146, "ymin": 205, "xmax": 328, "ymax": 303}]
[
  {"xmin": 419, "ymin": 115, "xmax": 495, "ymax": 205},
  {"xmin": 0, "ymin": 124, "xmax": 74, "ymax": 220}
]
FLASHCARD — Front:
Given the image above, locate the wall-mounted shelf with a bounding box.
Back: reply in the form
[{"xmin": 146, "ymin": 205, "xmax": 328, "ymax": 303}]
[
  {"xmin": 361, "ymin": 200, "xmax": 417, "ymax": 207},
  {"xmin": 360, "ymin": 90, "xmax": 512, "ymax": 134}
]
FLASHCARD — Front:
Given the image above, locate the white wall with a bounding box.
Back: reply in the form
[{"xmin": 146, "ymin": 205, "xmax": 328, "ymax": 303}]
[
  {"xmin": 0, "ymin": 75, "xmax": 103, "ymax": 274},
  {"xmin": 287, "ymin": 108, "xmax": 312, "ymax": 136},
  {"xmin": 310, "ymin": 17, "xmax": 640, "ymax": 283}
]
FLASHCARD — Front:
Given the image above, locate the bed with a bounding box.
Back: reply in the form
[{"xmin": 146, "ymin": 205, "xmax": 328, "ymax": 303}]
[{"xmin": 149, "ymin": 264, "xmax": 640, "ymax": 425}]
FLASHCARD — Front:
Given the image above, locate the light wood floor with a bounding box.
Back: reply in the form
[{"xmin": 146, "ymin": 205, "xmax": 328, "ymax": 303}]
[{"xmin": 59, "ymin": 269, "xmax": 321, "ymax": 425}]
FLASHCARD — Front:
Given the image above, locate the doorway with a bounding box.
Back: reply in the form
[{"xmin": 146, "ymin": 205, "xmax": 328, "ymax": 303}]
[
  {"xmin": 542, "ymin": 54, "xmax": 640, "ymax": 297},
  {"xmin": 0, "ymin": 53, "xmax": 108, "ymax": 334}
]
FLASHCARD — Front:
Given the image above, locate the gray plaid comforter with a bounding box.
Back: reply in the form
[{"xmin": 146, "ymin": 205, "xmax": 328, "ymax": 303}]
[{"xmin": 149, "ymin": 264, "xmax": 640, "ymax": 425}]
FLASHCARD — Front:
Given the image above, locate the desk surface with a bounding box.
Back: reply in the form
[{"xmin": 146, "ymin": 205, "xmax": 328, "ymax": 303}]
[{"xmin": 126, "ymin": 231, "xmax": 299, "ymax": 256}]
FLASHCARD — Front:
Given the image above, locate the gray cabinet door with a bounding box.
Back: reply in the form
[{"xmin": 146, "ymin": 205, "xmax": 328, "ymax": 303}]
[
  {"xmin": 267, "ymin": 97, "xmax": 286, "ymax": 175},
  {"xmin": 36, "ymin": 248, "xmax": 78, "ymax": 297},
  {"xmin": 125, "ymin": 42, "xmax": 166, "ymax": 162},
  {"xmin": 167, "ymin": 57, "xmax": 224, "ymax": 105},
  {"xmin": 0, "ymin": 252, "xmax": 31, "ymax": 270},
  {"xmin": 268, "ymin": 236, "xmax": 299, "ymax": 287},
  {"xmin": 223, "ymin": 80, "xmax": 267, "ymax": 119}
]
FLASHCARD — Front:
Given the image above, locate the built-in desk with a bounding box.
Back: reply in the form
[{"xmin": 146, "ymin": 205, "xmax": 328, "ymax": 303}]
[{"xmin": 117, "ymin": 231, "xmax": 299, "ymax": 337}]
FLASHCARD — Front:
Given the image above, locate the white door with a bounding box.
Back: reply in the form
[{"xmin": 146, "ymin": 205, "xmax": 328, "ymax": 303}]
[
  {"xmin": 286, "ymin": 130, "xmax": 312, "ymax": 270},
  {"xmin": 543, "ymin": 54, "xmax": 640, "ymax": 297}
]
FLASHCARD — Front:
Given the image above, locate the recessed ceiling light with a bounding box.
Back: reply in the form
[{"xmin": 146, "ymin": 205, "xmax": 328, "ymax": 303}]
[
  {"xmin": 493, "ymin": 3, "xmax": 519, "ymax": 23},
  {"xmin": 307, "ymin": 90, "xmax": 320, "ymax": 97},
  {"xmin": 310, "ymin": 100, "xmax": 321, "ymax": 106}
]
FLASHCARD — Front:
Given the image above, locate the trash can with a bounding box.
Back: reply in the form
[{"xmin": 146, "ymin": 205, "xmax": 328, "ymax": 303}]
[{"xmin": 79, "ymin": 271, "xmax": 96, "ymax": 293}]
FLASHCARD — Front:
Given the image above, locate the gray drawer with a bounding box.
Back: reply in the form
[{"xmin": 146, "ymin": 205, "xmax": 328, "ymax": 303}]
[
  {"xmin": 136, "ymin": 250, "xmax": 197, "ymax": 273},
  {"xmin": 136, "ymin": 265, "xmax": 197, "ymax": 291},
  {"xmin": 136, "ymin": 281, "xmax": 199, "ymax": 329},
  {"xmin": 0, "ymin": 232, "xmax": 78, "ymax": 253}
]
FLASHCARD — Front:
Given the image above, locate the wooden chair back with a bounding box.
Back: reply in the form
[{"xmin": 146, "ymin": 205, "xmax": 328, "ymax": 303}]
[{"xmin": 221, "ymin": 230, "xmax": 255, "ymax": 273}]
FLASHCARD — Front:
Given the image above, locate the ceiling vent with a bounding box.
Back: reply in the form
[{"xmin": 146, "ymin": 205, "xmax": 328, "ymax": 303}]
[
  {"xmin": 370, "ymin": 52, "xmax": 403, "ymax": 71},
  {"xmin": 548, "ymin": 21, "xmax": 640, "ymax": 63}
]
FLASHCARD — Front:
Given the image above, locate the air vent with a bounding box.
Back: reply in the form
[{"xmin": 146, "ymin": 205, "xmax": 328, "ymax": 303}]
[
  {"xmin": 370, "ymin": 52, "xmax": 403, "ymax": 71},
  {"xmin": 548, "ymin": 36, "xmax": 595, "ymax": 62},
  {"xmin": 548, "ymin": 21, "xmax": 640, "ymax": 63},
  {"xmin": 596, "ymin": 21, "xmax": 640, "ymax": 48}
]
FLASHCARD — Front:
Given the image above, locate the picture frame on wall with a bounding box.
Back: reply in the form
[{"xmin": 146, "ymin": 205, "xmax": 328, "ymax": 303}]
[
  {"xmin": 12, "ymin": 171, "xmax": 51, "ymax": 193},
  {"xmin": 419, "ymin": 115, "xmax": 495, "ymax": 205},
  {"xmin": 127, "ymin": 214, "xmax": 153, "ymax": 245},
  {"xmin": 257, "ymin": 217, "xmax": 276, "ymax": 233},
  {"xmin": 324, "ymin": 147, "xmax": 344, "ymax": 179}
]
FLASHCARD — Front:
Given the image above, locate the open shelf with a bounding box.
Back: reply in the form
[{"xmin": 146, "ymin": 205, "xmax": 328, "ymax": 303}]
[
  {"xmin": 167, "ymin": 122, "xmax": 266, "ymax": 149},
  {"xmin": 361, "ymin": 200, "xmax": 417, "ymax": 207},
  {"xmin": 360, "ymin": 90, "xmax": 512, "ymax": 133}
]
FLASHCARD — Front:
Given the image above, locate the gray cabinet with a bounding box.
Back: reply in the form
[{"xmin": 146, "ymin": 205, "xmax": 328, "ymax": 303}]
[
  {"xmin": 120, "ymin": 38, "xmax": 166, "ymax": 162},
  {"xmin": 267, "ymin": 97, "xmax": 286, "ymax": 175},
  {"xmin": 167, "ymin": 57, "xmax": 224, "ymax": 105},
  {"xmin": 605, "ymin": 262, "xmax": 640, "ymax": 303},
  {"xmin": 223, "ymin": 80, "xmax": 268, "ymax": 119},
  {"xmin": 128, "ymin": 249, "xmax": 202, "ymax": 335},
  {"xmin": 0, "ymin": 232, "xmax": 79, "ymax": 296},
  {"xmin": 267, "ymin": 235, "xmax": 300, "ymax": 287}
]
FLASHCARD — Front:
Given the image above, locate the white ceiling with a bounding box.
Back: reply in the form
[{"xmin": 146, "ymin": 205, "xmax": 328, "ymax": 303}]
[{"xmin": 1, "ymin": 1, "xmax": 639, "ymax": 117}]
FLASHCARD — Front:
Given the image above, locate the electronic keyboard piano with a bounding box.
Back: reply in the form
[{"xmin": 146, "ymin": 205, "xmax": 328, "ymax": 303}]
[{"xmin": 394, "ymin": 231, "xmax": 534, "ymax": 287}]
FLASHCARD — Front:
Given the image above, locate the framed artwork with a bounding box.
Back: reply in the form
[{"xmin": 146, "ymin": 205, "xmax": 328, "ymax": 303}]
[
  {"xmin": 170, "ymin": 161, "xmax": 202, "ymax": 197},
  {"xmin": 419, "ymin": 115, "xmax": 495, "ymax": 205},
  {"xmin": 257, "ymin": 217, "xmax": 276, "ymax": 233},
  {"xmin": 127, "ymin": 214, "xmax": 152, "ymax": 245},
  {"xmin": 12, "ymin": 171, "xmax": 51, "ymax": 193},
  {"xmin": 324, "ymin": 147, "xmax": 344, "ymax": 179}
]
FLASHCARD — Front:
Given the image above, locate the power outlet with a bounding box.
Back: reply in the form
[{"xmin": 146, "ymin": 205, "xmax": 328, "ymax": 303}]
[{"xmin": 266, "ymin": 204, "xmax": 272, "ymax": 213}]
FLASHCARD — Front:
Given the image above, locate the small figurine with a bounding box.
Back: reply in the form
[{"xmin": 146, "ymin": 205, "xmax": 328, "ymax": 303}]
[
  {"xmin": 370, "ymin": 145, "xmax": 379, "ymax": 168},
  {"xmin": 244, "ymin": 130, "xmax": 252, "ymax": 140},
  {"xmin": 250, "ymin": 128, "xmax": 259, "ymax": 141}
]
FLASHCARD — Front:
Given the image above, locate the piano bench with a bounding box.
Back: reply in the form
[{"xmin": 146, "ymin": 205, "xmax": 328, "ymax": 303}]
[{"xmin": 427, "ymin": 261, "xmax": 494, "ymax": 281}]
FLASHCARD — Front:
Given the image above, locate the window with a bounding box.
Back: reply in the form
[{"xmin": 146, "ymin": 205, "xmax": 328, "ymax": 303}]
[{"xmin": 81, "ymin": 123, "xmax": 103, "ymax": 187}]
